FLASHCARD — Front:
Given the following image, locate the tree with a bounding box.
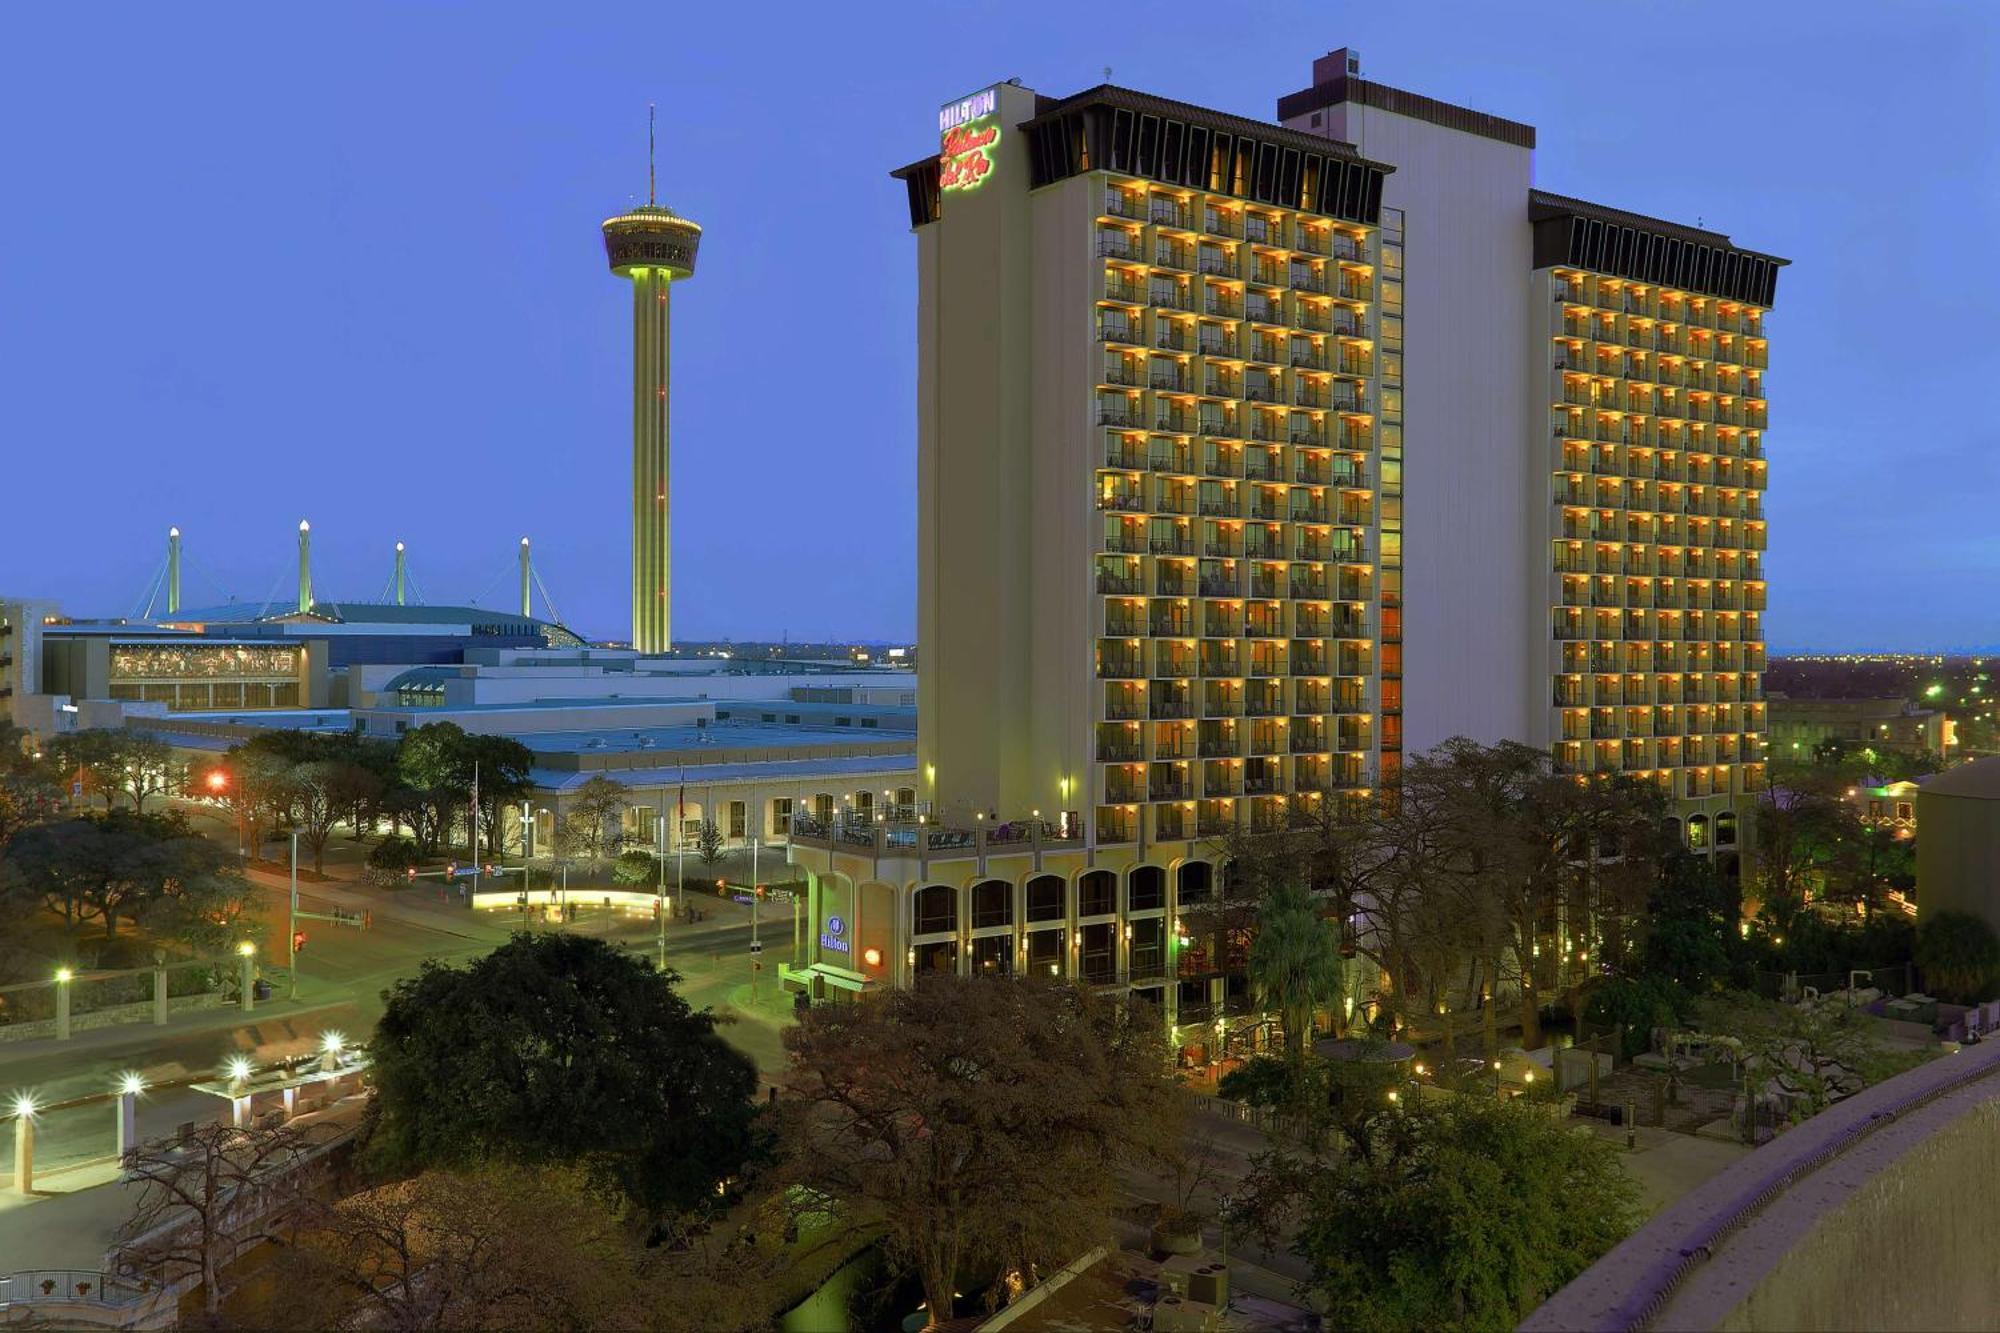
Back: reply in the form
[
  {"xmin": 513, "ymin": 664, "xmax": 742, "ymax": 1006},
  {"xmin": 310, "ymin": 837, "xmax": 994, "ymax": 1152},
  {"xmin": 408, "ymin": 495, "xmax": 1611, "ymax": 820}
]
[
  {"xmin": 1916, "ymin": 910, "xmax": 2000, "ymax": 1004},
  {"xmin": 696, "ymin": 817, "xmax": 725, "ymax": 866},
  {"xmin": 2, "ymin": 808, "xmax": 255, "ymax": 949},
  {"xmin": 260, "ymin": 1164, "xmax": 646, "ymax": 1332},
  {"xmin": 112, "ymin": 1119, "xmax": 331, "ymax": 1316},
  {"xmin": 563, "ymin": 774, "xmax": 630, "ymax": 867},
  {"xmin": 192, "ymin": 743, "xmax": 294, "ymax": 857},
  {"xmin": 1248, "ymin": 882, "xmax": 1347, "ymax": 1063},
  {"xmin": 43, "ymin": 729, "xmax": 177, "ymax": 812},
  {"xmin": 393, "ymin": 722, "xmax": 474, "ymax": 857},
  {"xmin": 1229, "ymin": 1096, "xmax": 1640, "ymax": 1332},
  {"xmin": 285, "ymin": 758, "xmax": 381, "ymax": 874},
  {"xmin": 461, "ymin": 732, "xmax": 535, "ymax": 858},
  {"xmin": 365, "ymin": 932, "xmax": 760, "ymax": 1225},
  {"xmin": 779, "ymin": 975, "xmax": 1180, "ymax": 1325},
  {"xmin": 1695, "ymin": 991, "xmax": 1894, "ymax": 1120}
]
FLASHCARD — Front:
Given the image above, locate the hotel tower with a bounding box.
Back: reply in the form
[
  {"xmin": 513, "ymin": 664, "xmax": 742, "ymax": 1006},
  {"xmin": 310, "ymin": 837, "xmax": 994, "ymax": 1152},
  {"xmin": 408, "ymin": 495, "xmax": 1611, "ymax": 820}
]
[
  {"xmin": 603, "ymin": 143, "xmax": 702, "ymax": 655},
  {"xmin": 782, "ymin": 53, "xmax": 1782, "ymax": 1044}
]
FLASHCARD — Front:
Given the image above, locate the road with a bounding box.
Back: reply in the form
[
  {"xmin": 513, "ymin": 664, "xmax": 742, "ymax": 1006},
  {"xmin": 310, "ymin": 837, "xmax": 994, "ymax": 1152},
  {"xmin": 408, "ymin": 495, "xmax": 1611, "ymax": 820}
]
[{"xmin": 1, "ymin": 809, "xmax": 804, "ymax": 1170}]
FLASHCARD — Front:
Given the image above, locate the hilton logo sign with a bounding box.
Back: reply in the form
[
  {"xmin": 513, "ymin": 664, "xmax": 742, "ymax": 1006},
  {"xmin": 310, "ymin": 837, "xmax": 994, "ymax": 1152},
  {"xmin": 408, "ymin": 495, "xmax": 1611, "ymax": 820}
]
[
  {"xmin": 819, "ymin": 914, "xmax": 851, "ymax": 955},
  {"xmin": 938, "ymin": 87, "xmax": 998, "ymax": 133}
]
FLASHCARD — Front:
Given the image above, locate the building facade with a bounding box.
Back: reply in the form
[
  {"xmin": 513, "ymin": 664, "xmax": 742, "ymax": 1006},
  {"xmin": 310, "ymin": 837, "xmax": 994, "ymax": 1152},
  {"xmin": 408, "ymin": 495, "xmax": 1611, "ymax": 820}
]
[
  {"xmin": 1280, "ymin": 49, "xmax": 1783, "ymax": 860},
  {"xmin": 784, "ymin": 52, "xmax": 1784, "ymax": 1029}
]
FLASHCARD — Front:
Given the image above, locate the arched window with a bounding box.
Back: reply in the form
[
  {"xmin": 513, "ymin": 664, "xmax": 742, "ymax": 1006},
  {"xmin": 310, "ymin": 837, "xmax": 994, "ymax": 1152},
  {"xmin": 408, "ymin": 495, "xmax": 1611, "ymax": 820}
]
[
  {"xmin": 1716, "ymin": 812, "xmax": 1738, "ymax": 847},
  {"xmin": 1025, "ymin": 875, "xmax": 1065, "ymax": 923},
  {"xmin": 913, "ymin": 885, "xmax": 956, "ymax": 935},
  {"xmin": 971, "ymin": 879, "xmax": 1013, "ymax": 929},
  {"xmin": 1686, "ymin": 814, "xmax": 1710, "ymax": 850},
  {"xmin": 1128, "ymin": 866, "xmax": 1166, "ymax": 911},
  {"xmin": 1178, "ymin": 861, "xmax": 1213, "ymax": 906},
  {"xmin": 1078, "ymin": 870, "xmax": 1116, "ymax": 917}
]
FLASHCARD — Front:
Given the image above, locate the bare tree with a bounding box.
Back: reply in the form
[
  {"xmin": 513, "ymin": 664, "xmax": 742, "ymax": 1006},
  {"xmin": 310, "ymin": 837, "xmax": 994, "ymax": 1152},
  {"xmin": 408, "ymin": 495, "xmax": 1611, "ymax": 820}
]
[{"xmin": 112, "ymin": 1120, "xmax": 333, "ymax": 1316}]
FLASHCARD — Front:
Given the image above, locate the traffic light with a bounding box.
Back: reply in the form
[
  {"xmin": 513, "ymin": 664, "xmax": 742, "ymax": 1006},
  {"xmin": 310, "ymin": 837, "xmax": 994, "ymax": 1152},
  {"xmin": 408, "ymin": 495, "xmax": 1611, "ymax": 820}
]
[{"xmin": 292, "ymin": 931, "xmax": 307, "ymax": 955}]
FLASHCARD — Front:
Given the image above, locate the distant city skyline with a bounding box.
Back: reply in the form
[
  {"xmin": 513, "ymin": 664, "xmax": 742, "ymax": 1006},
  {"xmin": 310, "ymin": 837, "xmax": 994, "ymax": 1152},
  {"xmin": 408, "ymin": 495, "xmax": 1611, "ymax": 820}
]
[{"xmin": 1, "ymin": 2, "xmax": 1992, "ymax": 649}]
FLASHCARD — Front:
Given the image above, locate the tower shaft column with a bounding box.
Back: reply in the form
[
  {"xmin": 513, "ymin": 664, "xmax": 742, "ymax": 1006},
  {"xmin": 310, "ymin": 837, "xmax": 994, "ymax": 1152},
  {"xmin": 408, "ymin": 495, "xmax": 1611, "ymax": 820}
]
[{"xmin": 631, "ymin": 267, "xmax": 672, "ymax": 653}]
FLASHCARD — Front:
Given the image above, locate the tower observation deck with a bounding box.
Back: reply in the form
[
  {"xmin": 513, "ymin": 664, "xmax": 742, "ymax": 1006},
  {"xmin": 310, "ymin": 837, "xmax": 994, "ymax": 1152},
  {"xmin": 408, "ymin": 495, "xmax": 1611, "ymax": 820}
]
[{"xmin": 602, "ymin": 131, "xmax": 701, "ymax": 655}]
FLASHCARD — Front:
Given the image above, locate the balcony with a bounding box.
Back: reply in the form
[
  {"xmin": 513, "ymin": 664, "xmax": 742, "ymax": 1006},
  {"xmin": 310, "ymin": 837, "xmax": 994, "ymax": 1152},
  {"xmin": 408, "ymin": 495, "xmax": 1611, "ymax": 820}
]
[
  {"xmin": 1152, "ymin": 284, "xmax": 1193, "ymax": 311},
  {"xmin": 1105, "ymin": 191, "xmax": 1144, "ymax": 220},
  {"xmin": 1096, "ymin": 403, "xmax": 1140, "ymax": 428},
  {"xmin": 1204, "ymin": 295, "xmax": 1243, "ymax": 319},
  {"xmin": 1150, "ymin": 534, "xmax": 1194, "ymax": 556},
  {"xmin": 1099, "ymin": 321, "xmax": 1140, "ymax": 346},
  {"xmin": 1151, "ymin": 200, "xmax": 1194, "ymax": 229},
  {"xmin": 1198, "ymin": 335, "xmax": 1238, "ymax": 359},
  {"xmin": 1098, "ymin": 656, "xmax": 1144, "ymax": 680},
  {"xmin": 1204, "ymin": 209, "xmax": 1240, "ymax": 239},
  {"xmin": 1096, "ymin": 571, "xmax": 1142, "ymax": 595},
  {"xmin": 1155, "ymin": 327, "xmax": 1194, "ymax": 353},
  {"xmin": 1151, "ymin": 369, "xmax": 1192, "ymax": 393},
  {"xmin": 1290, "ymin": 268, "xmax": 1329, "ymax": 294}
]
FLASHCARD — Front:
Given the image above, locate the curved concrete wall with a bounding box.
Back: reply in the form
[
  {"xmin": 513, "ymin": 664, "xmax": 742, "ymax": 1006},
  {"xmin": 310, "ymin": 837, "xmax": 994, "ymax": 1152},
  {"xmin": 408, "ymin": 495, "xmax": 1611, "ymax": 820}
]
[{"xmin": 1523, "ymin": 1040, "xmax": 2000, "ymax": 1332}]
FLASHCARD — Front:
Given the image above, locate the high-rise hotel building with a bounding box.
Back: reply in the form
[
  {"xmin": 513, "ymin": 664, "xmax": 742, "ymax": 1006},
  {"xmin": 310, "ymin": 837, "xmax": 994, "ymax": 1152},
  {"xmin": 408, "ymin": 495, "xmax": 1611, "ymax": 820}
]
[{"xmin": 782, "ymin": 53, "xmax": 1781, "ymax": 1026}]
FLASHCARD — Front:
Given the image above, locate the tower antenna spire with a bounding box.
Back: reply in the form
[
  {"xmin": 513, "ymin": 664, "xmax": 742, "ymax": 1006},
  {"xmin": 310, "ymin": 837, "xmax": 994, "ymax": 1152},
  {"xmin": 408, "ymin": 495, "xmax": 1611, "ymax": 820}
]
[{"xmin": 648, "ymin": 103, "xmax": 656, "ymax": 206}]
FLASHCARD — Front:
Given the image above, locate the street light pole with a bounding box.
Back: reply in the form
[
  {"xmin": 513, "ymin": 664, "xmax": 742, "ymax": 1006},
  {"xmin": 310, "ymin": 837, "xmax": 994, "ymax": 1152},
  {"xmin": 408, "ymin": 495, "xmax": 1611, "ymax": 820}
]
[
  {"xmin": 664, "ymin": 808, "xmax": 680, "ymax": 964},
  {"xmin": 751, "ymin": 837, "xmax": 761, "ymax": 951},
  {"xmin": 288, "ymin": 830, "xmax": 299, "ymax": 1001}
]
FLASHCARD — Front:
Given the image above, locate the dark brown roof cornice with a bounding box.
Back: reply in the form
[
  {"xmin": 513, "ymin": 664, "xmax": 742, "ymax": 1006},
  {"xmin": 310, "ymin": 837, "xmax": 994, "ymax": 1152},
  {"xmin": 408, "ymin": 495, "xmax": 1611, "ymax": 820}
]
[
  {"xmin": 1276, "ymin": 75, "xmax": 1535, "ymax": 150},
  {"xmin": 1019, "ymin": 83, "xmax": 1393, "ymax": 175},
  {"xmin": 1530, "ymin": 189, "xmax": 1790, "ymax": 266}
]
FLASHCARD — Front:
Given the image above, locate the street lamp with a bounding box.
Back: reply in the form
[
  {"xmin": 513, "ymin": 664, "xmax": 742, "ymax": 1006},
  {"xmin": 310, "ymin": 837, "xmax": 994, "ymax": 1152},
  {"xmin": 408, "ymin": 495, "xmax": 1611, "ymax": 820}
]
[
  {"xmin": 53, "ymin": 968, "xmax": 74, "ymax": 1042},
  {"xmin": 227, "ymin": 1056, "xmax": 253, "ymax": 1085}
]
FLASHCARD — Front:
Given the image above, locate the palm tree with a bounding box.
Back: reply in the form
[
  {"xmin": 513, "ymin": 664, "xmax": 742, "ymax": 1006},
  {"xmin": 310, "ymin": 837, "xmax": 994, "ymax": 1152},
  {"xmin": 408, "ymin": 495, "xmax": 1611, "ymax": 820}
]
[{"xmin": 1248, "ymin": 883, "xmax": 1348, "ymax": 1063}]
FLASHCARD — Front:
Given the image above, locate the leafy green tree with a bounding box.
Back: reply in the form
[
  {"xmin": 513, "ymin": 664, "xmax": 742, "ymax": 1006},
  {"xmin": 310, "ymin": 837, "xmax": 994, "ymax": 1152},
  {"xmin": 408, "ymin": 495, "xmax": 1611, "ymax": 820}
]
[
  {"xmin": 1, "ymin": 808, "xmax": 249, "ymax": 946},
  {"xmin": 392, "ymin": 721, "xmax": 473, "ymax": 856},
  {"xmin": 1248, "ymin": 883, "xmax": 1346, "ymax": 1063},
  {"xmin": 1916, "ymin": 910, "xmax": 2000, "ymax": 1004},
  {"xmin": 780, "ymin": 974, "xmax": 1181, "ymax": 1325},
  {"xmin": 460, "ymin": 732, "xmax": 535, "ymax": 857},
  {"xmin": 1694, "ymin": 991, "xmax": 1895, "ymax": 1119},
  {"xmin": 42, "ymin": 729, "xmax": 177, "ymax": 812},
  {"xmin": 365, "ymin": 932, "xmax": 760, "ymax": 1225},
  {"xmin": 1229, "ymin": 1096, "xmax": 1640, "ymax": 1332}
]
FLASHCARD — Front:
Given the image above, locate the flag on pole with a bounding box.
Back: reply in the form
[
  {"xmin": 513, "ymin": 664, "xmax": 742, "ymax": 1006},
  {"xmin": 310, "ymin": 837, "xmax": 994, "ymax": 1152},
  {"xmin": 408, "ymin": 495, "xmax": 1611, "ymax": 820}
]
[{"xmin": 676, "ymin": 763, "xmax": 686, "ymax": 846}]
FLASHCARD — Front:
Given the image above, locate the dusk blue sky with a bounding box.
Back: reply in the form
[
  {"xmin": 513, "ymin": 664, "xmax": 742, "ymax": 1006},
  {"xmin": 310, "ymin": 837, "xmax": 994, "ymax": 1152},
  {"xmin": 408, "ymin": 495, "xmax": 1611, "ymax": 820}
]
[{"xmin": 2, "ymin": 3, "xmax": 1993, "ymax": 649}]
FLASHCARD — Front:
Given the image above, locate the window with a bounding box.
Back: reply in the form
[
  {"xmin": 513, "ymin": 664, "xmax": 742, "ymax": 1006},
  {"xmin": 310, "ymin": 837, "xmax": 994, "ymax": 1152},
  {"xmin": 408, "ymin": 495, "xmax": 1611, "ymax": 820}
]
[
  {"xmin": 1079, "ymin": 870, "xmax": 1116, "ymax": 917},
  {"xmin": 728, "ymin": 801, "xmax": 746, "ymax": 840},
  {"xmin": 836, "ymin": 717, "xmax": 852, "ymax": 726},
  {"xmin": 772, "ymin": 798, "xmax": 793, "ymax": 835},
  {"xmin": 972, "ymin": 880, "xmax": 1012, "ymax": 929},
  {"xmin": 1026, "ymin": 929, "xmax": 1064, "ymax": 976},
  {"xmin": 786, "ymin": 714, "xmax": 801, "ymax": 724},
  {"xmin": 971, "ymin": 935, "xmax": 1012, "ymax": 975},
  {"xmin": 861, "ymin": 718, "xmax": 878, "ymax": 728},
  {"xmin": 814, "ymin": 794, "xmax": 834, "ymax": 824},
  {"xmin": 762, "ymin": 713, "xmax": 776, "ymax": 723},
  {"xmin": 914, "ymin": 885, "xmax": 956, "ymax": 935},
  {"xmin": 1026, "ymin": 875, "xmax": 1065, "ymax": 922},
  {"xmin": 1177, "ymin": 861, "xmax": 1213, "ymax": 906},
  {"xmin": 1128, "ymin": 866, "xmax": 1166, "ymax": 912}
]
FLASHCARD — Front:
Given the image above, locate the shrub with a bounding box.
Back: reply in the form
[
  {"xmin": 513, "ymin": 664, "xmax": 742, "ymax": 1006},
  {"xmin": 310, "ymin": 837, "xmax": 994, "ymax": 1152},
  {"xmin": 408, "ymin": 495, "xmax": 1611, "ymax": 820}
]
[
  {"xmin": 612, "ymin": 851, "xmax": 656, "ymax": 886},
  {"xmin": 1585, "ymin": 976, "xmax": 1691, "ymax": 1059},
  {"xmin": 365, "ymin": 836, "xmax": 421, "ymax": 886},
  {"xmin": 1916, "ymin": 910, "xmax": 2000, "ymax": 1004}
]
